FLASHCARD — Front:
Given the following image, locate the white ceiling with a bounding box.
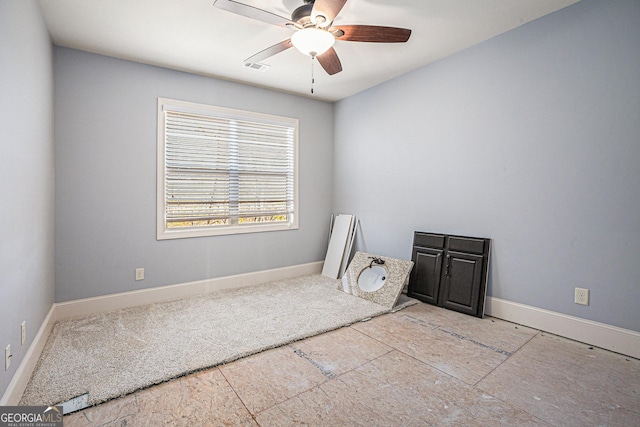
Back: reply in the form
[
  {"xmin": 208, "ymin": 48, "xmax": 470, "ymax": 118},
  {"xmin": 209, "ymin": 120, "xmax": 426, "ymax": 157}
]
[{"xmin": 38, "ymin": 0, "xmax": 580, "ymax": 102}]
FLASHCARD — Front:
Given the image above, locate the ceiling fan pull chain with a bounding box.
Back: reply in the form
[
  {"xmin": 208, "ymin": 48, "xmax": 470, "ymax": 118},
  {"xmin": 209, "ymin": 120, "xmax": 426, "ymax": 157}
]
[{"xmin": 311, "ymin": 55, "xmax": 315, "ymax": 94}]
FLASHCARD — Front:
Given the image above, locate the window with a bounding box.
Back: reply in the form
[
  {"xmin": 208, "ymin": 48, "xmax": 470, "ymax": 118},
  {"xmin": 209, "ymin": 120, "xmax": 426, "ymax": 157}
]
[{"xmin": 157, "ymin": 98, "xmax": 298, "ymax": 239}]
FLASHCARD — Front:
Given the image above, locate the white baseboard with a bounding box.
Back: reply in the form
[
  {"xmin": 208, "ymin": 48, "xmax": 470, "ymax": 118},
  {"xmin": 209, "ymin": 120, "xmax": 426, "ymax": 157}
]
[
  {"xmin": 54, "ymin": 261, "xmax": 323, "ymax": 321},
  {"xmin": 0, "ymin": 305, "xmax": 56, "ymax": 406},
  {"xmin": 486, "ymin": 296, "xmax": 640, "ymax": 359},
  {"xmin": 0, "ymin": 261, "xmax": 323, "ymax": 405}
]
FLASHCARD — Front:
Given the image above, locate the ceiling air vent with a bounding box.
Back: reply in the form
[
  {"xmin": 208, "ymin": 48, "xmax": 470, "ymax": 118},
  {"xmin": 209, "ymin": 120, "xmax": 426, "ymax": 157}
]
[{"xmin": 244, "ymin": 62, "xmax": 270, "ymax": 72}]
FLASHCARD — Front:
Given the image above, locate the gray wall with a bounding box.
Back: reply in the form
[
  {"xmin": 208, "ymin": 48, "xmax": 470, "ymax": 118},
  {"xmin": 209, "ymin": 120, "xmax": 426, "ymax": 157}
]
[
  {"xmin": 0, "ymin": 0, "xmax": 55, "ymax": 396},
  {"xmin": 54, "ymin": 48, "xmax": 334, "ymax": 302},
  {"xmin": 334, "ymin": 0, "xmax": 640, "ymax": 331}
]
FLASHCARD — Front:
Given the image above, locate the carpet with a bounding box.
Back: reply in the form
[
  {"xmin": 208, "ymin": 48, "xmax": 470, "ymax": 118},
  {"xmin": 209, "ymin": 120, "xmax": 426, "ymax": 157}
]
[{"xmin": 20, "ymin": 274, "xmax": 415, "ymax": 407}]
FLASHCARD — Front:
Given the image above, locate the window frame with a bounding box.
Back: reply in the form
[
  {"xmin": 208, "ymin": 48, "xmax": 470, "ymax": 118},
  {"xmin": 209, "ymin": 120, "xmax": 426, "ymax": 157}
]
[{"xmin": 157, "ymin": 98, "xmax": 299, "ymax": 240}]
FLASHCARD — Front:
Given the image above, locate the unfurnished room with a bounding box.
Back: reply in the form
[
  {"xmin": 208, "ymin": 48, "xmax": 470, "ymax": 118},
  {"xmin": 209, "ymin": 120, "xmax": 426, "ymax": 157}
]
[{"xmin": 1, "ymin": 0, "xmax": 639, "ymax": 425}]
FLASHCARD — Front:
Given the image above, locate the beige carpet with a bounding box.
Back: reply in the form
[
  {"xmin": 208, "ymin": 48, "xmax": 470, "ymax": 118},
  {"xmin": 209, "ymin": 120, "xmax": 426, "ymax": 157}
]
[{"xmin": 20, "ymin": 274, "xmax": 415, "ymax": 407}]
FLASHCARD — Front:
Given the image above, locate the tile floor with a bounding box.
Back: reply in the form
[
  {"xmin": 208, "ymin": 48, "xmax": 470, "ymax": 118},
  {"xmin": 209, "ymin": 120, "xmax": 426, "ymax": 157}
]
[{"xmin": 63, "ymin": 302, "xmax": 639, "ymax": 426}]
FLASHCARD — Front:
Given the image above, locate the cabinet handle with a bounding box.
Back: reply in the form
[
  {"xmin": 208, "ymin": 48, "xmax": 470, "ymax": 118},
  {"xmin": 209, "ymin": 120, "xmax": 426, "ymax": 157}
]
[{"xmin": 445, "ymin": 255, "xmax": 451, "ymax": 277}]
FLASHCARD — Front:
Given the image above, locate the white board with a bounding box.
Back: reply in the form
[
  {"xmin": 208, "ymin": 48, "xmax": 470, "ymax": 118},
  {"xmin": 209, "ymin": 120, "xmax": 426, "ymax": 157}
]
[
  {"xmin": 321, "ymin": 214, "xmax": 354, "ymax": 279},
  {"xmin": 339, "ymin": 219, "xmax": 358, "ymax": 279}
]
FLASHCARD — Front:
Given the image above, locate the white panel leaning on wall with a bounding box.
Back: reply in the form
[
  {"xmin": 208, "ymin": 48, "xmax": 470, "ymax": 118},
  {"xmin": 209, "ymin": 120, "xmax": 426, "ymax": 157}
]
[{"xmin": 322, "ymin": 214, "xmax": 358, "ymax": 279}]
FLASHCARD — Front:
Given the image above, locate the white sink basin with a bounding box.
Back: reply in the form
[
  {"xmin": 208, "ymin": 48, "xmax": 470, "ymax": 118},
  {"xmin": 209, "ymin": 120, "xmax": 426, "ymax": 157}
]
[{"xmin": 357, "ymin": 266, "xmax": 387, "ymax": 292}]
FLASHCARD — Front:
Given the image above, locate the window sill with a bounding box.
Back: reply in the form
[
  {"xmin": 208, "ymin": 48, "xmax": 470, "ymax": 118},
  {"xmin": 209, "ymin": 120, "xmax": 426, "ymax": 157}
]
[{"xmin": 157, "ymin": 221, "xmax": 299, "ymax": 240}]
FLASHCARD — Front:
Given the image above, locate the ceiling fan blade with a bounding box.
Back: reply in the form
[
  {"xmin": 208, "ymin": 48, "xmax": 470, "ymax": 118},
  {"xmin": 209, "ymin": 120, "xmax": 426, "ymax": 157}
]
[
  {"xmin": 244, "ymin": 39, "xmax": 293, "ymax": 63},
  {"xmin": 334, "ymin": 25, "xmax": 411, "ymax": 43},
  {"xmin": 311, "ymin": 0, "xmax": 348, "ymax": 26},
  {"xmin": 316, "ymin": 47, "xmax": 342, "ymax": 75},
  {"xmin": 213, "ymin": 0, "xmax": 290, "ymax": 27}
]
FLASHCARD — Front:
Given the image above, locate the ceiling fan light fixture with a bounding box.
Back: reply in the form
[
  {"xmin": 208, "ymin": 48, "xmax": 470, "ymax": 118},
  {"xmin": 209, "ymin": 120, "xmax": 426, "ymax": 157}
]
[{"xmin": 291, "ymin": 27, "xmax": 335, "ymax": 57}]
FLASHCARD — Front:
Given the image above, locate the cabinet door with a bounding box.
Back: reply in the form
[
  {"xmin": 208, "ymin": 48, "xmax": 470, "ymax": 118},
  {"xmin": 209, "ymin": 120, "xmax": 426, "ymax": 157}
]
[
  {"xmin": 439, "ymin": 251, "xmax": 484, "ymax": 316},
  {"xmin": 408, "ymin": 247, "xmax": 444, "ymax": 305}
]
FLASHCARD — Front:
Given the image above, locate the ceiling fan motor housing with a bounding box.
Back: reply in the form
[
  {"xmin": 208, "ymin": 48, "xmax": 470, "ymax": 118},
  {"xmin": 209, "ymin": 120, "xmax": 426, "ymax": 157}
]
[{"xmin": 291, "ymin": 3, "xmax": 314, "ymax": 24}]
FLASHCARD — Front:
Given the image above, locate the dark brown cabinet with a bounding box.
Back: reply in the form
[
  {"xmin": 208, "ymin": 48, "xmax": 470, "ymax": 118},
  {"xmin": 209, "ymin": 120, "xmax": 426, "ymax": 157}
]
[{"xmin": 408, "ymin": 232, "xmax": 491, "ymax": 318}]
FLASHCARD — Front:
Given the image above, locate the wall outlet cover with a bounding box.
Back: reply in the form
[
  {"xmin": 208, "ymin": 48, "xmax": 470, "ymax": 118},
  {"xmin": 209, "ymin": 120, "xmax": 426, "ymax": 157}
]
[
  {"xmin": 135, "ymin": 268, "xmax": 144, "ymax": 281},
  {"xmin": 575, "ymin": 287, "xmax": 590, "ymax": 306},
  {"xmin": 5, "ymin": 345, "xmax": 11, "ymax": 370},
  {"xmin": 21, "ymin": 321, "xmax": 26, "ymax": 345}
]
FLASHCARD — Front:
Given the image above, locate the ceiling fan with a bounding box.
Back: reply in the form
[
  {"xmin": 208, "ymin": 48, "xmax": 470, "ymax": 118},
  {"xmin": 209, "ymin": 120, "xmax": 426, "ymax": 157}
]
[{"xmin": 213, "ymin": 0, "xmax": 412, "ymax": 75}]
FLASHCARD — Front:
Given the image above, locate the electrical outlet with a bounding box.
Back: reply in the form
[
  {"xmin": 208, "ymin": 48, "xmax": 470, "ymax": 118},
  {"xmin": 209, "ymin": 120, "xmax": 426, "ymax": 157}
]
[
  {"xmin": 21, "ymin": 321, "xmax": 26, "ymax": 345},
  {"xmin": 575, "ymin": 287, "xmax": 589, "ymax": 306},
  {"xmin": 5, "ymin": 345, "xmax": 11, "ymax": 370},
  {"xmin": 135, "ymin": 268, "xmax": 144, "ymax": 281}
]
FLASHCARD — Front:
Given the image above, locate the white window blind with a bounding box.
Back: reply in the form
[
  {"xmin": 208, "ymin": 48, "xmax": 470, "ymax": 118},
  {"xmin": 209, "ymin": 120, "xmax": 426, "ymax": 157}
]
[{"xmin": 157, "ymin": 98, "xmax": 298, "ymax": 239}]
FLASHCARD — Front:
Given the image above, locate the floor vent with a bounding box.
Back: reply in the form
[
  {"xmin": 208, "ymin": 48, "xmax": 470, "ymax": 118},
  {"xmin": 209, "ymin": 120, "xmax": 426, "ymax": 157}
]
[{"xmin": 58, "ymin": 393, "xmax": 90, "ymax": 414}]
